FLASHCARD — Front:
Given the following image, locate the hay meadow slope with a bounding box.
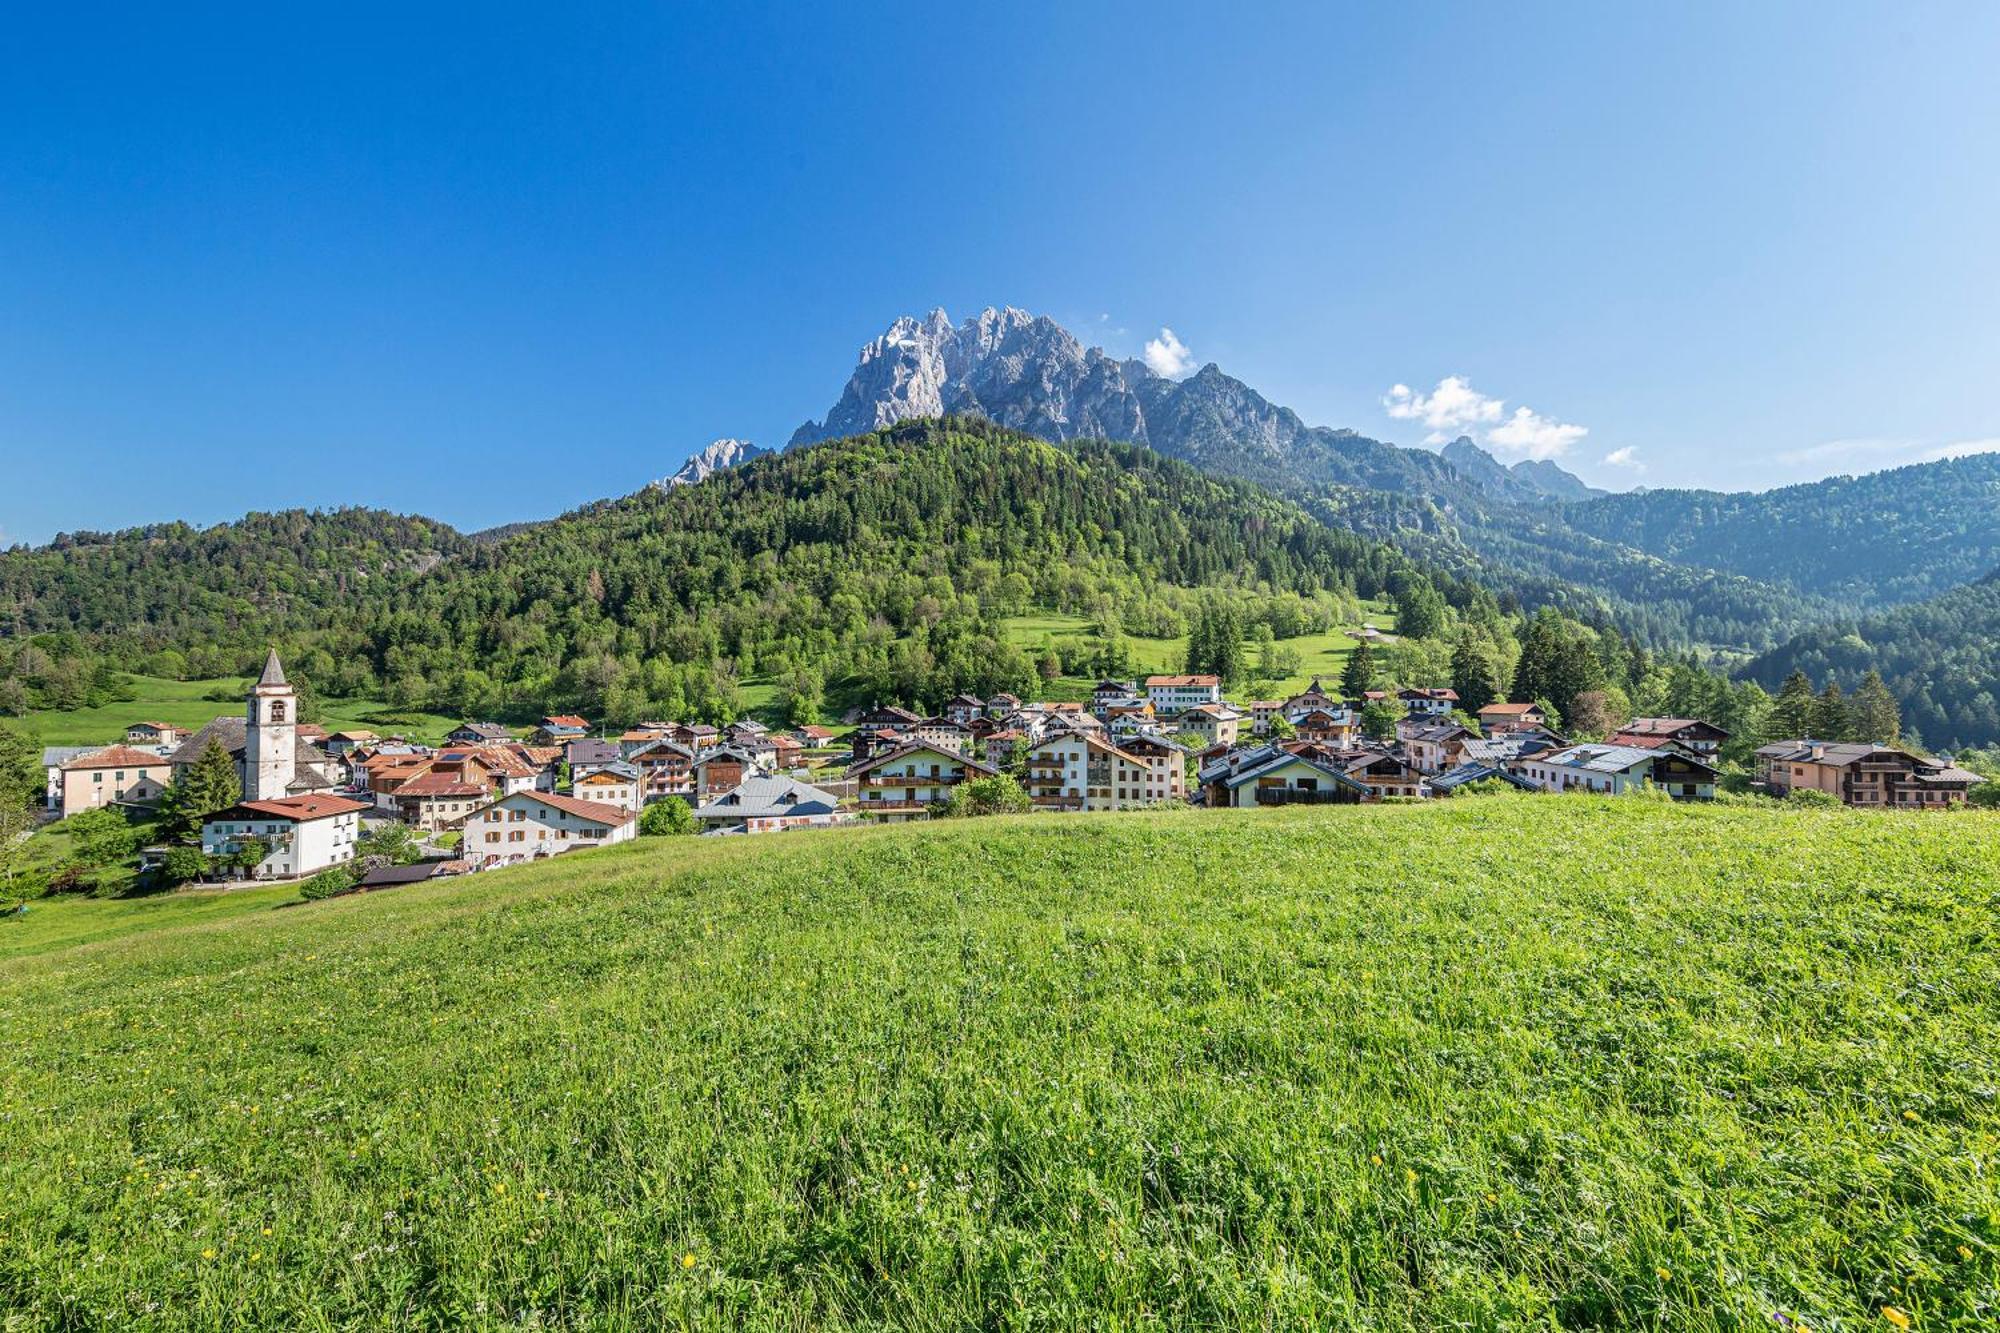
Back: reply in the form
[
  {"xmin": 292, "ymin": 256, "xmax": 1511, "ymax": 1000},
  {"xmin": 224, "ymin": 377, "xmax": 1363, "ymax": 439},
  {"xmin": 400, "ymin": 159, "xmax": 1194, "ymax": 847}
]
[{"xmin": 3, "ymin": 800, "xmax": 1998, "ymax": 1329}]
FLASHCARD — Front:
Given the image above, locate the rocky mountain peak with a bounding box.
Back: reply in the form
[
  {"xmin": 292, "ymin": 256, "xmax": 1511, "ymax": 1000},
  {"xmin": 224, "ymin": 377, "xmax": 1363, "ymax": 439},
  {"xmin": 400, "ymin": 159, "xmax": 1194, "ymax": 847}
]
[{"xmin": 655, "ymin": 438, "xmax": 770, "ymax": 488}]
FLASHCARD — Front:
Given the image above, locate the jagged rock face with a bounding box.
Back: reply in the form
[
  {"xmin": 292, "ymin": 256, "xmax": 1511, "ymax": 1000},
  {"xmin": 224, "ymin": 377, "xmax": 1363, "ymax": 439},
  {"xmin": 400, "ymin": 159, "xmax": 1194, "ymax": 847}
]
[
  {"xmin": 789, "ymin": 306, "xmax": 1598, "ymax": 504},
  {"xmin": 656, "ymin": 439, "xmax": 770, "ymax": 488},
  {"xmin": 1442, "ymin": 435, "xmax": 1603, "ymax": 502}
]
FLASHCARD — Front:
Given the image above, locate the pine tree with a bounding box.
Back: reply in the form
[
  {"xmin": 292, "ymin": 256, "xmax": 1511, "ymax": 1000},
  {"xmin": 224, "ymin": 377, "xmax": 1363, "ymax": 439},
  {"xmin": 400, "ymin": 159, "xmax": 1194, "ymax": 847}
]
[
  {"xmin": 159, "ymin": 737, "xmax": 241, "ymax": 842},
  {"xmin": 1850, "ymin": 669, "xmax": 1901, "ymax": 743},
  {"xmin": 1510, "ymin": 608, "xmax": 1564, "ymax": 706},
  {"xmin": 1810, "ymin": 682, "xmax": 1851, "ymax": 741},
  {"xmin": 1769, "ymin": 669, "xmax": 1816, "ymax": 739},
  {"xmin": 1449, "ymin": 633, "xmax": 1499, "ymax": 713},
  {"xmin": 1342, "ymin": 639, "xmax": 1376, "ymax": 698}
]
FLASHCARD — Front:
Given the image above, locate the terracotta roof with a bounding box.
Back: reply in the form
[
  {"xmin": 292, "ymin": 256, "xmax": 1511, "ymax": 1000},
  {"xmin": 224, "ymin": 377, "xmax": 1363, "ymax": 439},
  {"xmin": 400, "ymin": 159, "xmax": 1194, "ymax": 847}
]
[
  {"xmin": 224, "ymin": 794, "xmax": 369, "ymax": 822},
  {"xmin": 504, "ymin": 791, "xmax": 635, "ymax": 826},
  {"xmin": 540, "ymin": 715, "xmax": 590, "ymax": 729},
  {"xmin": 1480, "ymin": 702, "xmax": 1542, "ymax": 716},
  {"xmin": 1145, "ymin": 675, "xmax": 1220, "ymax": 687},
  {"xmin": 62, "ymin": 745, "xmax": 171, "ymax": 770}
]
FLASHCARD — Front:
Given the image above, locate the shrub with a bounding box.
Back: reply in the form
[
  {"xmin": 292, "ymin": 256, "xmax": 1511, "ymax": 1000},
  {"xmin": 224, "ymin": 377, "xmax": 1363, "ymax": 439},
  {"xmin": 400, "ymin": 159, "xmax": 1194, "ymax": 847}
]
[
  {"xmin": 638, "ymin": 797, "xmax": 697, "ymax": 837},
  {"xmin": 939, "ymin": 775, "xmax": 1032, "ymax": 818},
  {"xmin": 299, "ymin": 866, "xmax": 358, "ymax": 901},
  {"xmin": 1788, "ymin": 788, "xmax": 1841, "ymax": 809},
  {"xmin": 159, "ymin": 845, "xmax": 208, "ymax": 886}
]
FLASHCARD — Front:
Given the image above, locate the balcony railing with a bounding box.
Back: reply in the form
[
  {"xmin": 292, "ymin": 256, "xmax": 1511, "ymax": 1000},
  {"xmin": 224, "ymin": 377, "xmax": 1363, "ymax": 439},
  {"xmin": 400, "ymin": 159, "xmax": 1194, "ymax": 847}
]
[{"xmin": 1253, "ymin": 787, "xmax": 1351, "ymax": 806}]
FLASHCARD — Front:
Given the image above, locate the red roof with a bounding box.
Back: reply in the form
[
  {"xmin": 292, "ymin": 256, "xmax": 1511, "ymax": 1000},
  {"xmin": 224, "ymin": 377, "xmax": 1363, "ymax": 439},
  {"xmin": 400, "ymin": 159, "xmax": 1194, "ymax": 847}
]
[
  {"xmin": 227, "ymin": 795, "xmax": 370, "ymax": 822},
  {"xmin": 1480, "ymin": 702, "xmax": 1542, "ymax": 716},
  {"xmin": 1145, "ymin": 674, "xmax": 1220, "ymax": 687},
  {"xmin": 541, "ymin": 715, "xmax": 590, "ymax": 729},
  {"xmin": 502, "ymin": 791, "xmax": 635, "ymax": 826},
  {"xmin": 63, "ymin": 745, "xmax": 171, "ymax": 770}
]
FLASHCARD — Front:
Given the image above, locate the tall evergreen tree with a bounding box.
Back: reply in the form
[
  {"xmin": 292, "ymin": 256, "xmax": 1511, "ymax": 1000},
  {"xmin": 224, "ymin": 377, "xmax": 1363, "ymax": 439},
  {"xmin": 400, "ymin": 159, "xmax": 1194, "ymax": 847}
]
[
  {"xmin": 1449, "ymin": 633, "xmax": 1500, "ymax": 713},
  {"xmin": 1342, "ymin": 639, "xmax": 1377, "ymax": 698},
  {"xmin": 1769, "ymin": 669, "xmax": 1817, "ymax": 739},
  {"xmin": 159, "ymin": 737, "xmax": 241, "ymax": 842},
  {"xmin": 1810, "ymin": 681, "xmax": 1851, "ymax": 741},
  {"xmin": 1849, "ymin": 669, "xmax": 1901, "ymax": 743}
]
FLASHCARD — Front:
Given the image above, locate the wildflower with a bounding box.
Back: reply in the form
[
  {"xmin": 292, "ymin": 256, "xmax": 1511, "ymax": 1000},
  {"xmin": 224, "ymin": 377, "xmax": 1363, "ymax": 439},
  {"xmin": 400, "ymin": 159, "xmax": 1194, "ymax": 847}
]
[
  {"xmin": 1882, "ymin": 1308, "xmax": 1911, "ymax": 1329},
  {"xmin": 1370, "ymin": 1154, "xmax": 1383, "ymax": 1166},
  {"xmin": 1656, "ymin": 1266, "xmax": 1671, "ymax": 1280},
  {"xmin": 681, "ymin": 1252, "xmax": 697, "ymax": 1270},
  {"xmin": 1483, "ymin": 1192, "xmax": 1497, "ymax": 1203},
  {"xmin": 261, "ymin": 1227, "xmax": 272, "ymax": 1237},
  {"xmin": 1404, "ymin": 1168, "xmax": 1417, "ymax": 1184},
  {"xmin": 536, "ymin": 1190, "xmax": 549, "ymax": 1202},
  {"xmin": 201, "ymin": 1247, "xmax": 216, "ymax": 1260},
  {"xmin": 1902, "ymin": 1110, "xmax": 1920, "ymax": 1122},
  {"xmin": 1959, "ymin": 1245, "xmax": 1974, "ymax": 1260},
  {"xmin": 250, "ymin": 1250, "xmax": 261, "ymax": 1261}
]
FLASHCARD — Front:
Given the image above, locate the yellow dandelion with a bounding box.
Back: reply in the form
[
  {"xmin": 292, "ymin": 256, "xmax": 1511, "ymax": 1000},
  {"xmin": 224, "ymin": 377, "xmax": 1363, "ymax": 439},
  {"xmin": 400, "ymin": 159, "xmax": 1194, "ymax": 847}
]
[
  {"xmin": 201, "ymin": 1247, "xmax": 216, "ymax": 1260},
  {"xmin": 1370, "ymin": 1154, "xmax": 1383, "ymax": 1166},
  {"xmin": 250, "ymin": 1250, "xmax": 261, "ymax": 1261},
  {"xmin": 1483, "ymin": 1192, "xmax": 1497, "ymax": 1203},
  {"xmin": 681, "ymin": 1252, "xmax": 697, "ymax": 1270},
  {"xmin": 1882, "ymin": 1307, "xmax": 1911, "ymax": 1330},
  {"xmin": 1656, "ymin": 1266, "xmax": 1671, "ymax": 1280},
  {"xmin": 260, "ymin": 1227, "xmax": 272, "ymax": 1237},
  {"xmin": 1959, "ymin": 1245, "xmax": 1974, "ymax": 1260},
  {"xmin": 536, "ymin": 1190, "xmax": 549, "ymax": 1202},
  {"xmin": 1902, "ymin": 1110, "xmax": 1920, "ymax": 1122}
]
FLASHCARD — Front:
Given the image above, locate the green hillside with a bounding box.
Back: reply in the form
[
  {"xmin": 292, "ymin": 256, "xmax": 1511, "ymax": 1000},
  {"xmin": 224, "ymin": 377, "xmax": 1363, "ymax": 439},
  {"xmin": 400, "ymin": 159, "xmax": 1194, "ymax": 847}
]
[{"xmin": 4, "ymin": 799, "xmax": 1996, "ymax": 1329}]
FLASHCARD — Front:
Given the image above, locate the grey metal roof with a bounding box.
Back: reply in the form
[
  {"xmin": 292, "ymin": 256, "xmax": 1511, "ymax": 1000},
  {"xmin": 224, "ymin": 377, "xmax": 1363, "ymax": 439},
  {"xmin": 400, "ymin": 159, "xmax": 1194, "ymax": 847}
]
[{"xmin": 692, "ymin": 776, "xmax": 843, "ymax": 821}]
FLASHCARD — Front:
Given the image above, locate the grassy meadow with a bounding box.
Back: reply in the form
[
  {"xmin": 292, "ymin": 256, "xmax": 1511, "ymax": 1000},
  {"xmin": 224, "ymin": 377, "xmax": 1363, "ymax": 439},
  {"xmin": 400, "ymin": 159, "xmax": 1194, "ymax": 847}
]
[
  {"xmin": 1000, "ymin": 607, "xmax": 1391, "ymax": 703},
  {"xmin": 20, "ymin": 674, "xmax": 460, "ymax": 748},
  {"xmin": 3, "ymin": 798, "xmax": 1997, "ymax": 1329}
]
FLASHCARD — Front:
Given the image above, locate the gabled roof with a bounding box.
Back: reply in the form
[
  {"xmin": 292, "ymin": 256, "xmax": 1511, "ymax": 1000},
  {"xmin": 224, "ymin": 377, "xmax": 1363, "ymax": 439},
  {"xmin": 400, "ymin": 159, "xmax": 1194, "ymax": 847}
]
[
  {"xmin": 1429, "ymin": 762, "xmax": 1536, "ymax": 792},
  {"xmin": 693, "ymin": 775, "xmax": 843, "ymax": 820},
  {"xmin": 451, "ymin": 721, "xmax": 513, "ymax": 741},
  {"xmin": 540, "ymin": 714, "xmax": 591, "ymax": 729},
  {"xmin": 628, "ymin": 737, "xmax": 695, "ymax": 761},
  {"xmin": 1479, "ymin": 701, "xmax": 1543, "ymax": 716},
  {"xmin": 565, "ymin": 738, "xmax": 622, "ymax": 765},
  {"xmin": 62, "ymin": 744, "xmax": 171, "ymax": 771},
  {"xmin": 1145, "ymin": 674, "xmax": 1220, "ymax": 688},
  {"xmin": 1613, "ymin": 716, "xmax": 1726, "ymax": 739},
  {"xmin": 847, "ymin": 739, "xmax": 1000, "ymax": 779},
  {"xmin": 212, "ymin": 794, "xmax": 368, "ymax": 823},
  {"xmin": 486, "ymin": 790, "xmax": 635, "ymax": 826},
  {"xmin": 1532, "ymin": 743, "xmax": 1717, "ymax": 777},
  {"xmin": 575, "ymin": 762, "xmax": 640, "ymax": 783},
  {"xmin": 394, "ymin": 773, "xmax": 489, "ymax": 799},
  {"xmin": 1219, "ymin": 750, "xmax": 1367, "ymax": 793}
]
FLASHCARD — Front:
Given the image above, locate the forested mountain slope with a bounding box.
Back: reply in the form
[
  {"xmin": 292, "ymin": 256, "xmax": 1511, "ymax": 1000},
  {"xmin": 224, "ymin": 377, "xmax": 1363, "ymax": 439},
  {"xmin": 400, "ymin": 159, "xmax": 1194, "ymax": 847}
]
[
  {"xmin": 1745, "ymin": 570, "xmax": 2000, "ymax": 746},
  {"xmin": 1558, "ymin": 455, "xmax": 2000, "ymax": 607},
  {"xmin": 353, "ymin": 417, "xmax": 1477, "ymax": 719}
]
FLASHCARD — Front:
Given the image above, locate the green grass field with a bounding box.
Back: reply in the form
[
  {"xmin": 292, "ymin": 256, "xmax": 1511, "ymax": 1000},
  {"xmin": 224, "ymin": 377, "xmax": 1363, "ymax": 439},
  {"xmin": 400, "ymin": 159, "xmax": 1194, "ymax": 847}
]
[
  {"xmin": 20, "ymin": 674, "xmax": 461, "ymax": 747},
  {"xmin": 1001, "ymin": 606, "xmax": 1393, "ymax": 703},
  {"xmin": 3, "ymin": 798, "xmax": 1996, "ymax": 1328}
]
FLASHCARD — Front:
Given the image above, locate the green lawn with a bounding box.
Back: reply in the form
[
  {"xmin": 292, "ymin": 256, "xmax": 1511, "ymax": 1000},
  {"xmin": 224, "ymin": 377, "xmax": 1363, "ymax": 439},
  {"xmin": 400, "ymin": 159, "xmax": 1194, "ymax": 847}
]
[
  {"xmin": 1003, "ymin": 604, "xmax": 1395, "ymax": 702},
  {"xmin": 3, "ymin": 798, "xmax": 1996, "ymax": 1328},
  {"xmin": 19, "ymin": 674, "xmax": 461, "ymax": 747}
]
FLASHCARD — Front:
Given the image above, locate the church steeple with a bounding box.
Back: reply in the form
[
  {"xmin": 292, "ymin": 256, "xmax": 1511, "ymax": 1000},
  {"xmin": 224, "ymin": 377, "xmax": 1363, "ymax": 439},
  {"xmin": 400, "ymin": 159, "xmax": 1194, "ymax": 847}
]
[{"xmin": 245, "ymin": 648, "xmax": 297, "ymax": 800}]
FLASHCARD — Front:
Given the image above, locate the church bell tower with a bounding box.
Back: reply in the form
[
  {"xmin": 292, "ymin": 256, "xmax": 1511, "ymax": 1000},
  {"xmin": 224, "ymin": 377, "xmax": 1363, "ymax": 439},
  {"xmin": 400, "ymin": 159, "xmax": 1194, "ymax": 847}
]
[{"xmin": 245, "ymin": 648, "xmax": 297, "ymax": 801}]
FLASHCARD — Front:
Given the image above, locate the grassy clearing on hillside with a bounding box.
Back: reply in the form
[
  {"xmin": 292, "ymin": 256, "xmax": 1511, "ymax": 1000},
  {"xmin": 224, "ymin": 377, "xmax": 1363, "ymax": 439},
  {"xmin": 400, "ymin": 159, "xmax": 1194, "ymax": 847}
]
[
  {"xmin": 3, "ymin": 800, "xmax": 1997, "ymax": 1329},
  {"xmin": 1001, "ymin": 607, "xmax": 1391, "ymax": 702},
  {"xmin": 20, "ymin": 674, "xmax": 459, "ymax": 747}
]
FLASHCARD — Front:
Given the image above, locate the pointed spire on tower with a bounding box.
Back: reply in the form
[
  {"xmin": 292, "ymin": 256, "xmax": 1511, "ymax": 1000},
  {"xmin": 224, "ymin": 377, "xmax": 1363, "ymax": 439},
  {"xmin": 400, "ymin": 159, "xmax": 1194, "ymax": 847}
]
[{"xmin": 258, "ymin": 648, "xmax": 288, "ymax": 688}]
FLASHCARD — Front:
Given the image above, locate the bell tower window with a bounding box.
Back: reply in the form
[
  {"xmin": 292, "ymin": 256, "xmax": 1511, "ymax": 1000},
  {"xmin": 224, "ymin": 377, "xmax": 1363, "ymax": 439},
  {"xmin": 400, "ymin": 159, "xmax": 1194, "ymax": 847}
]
[{"xmin": 269, "ymin": 700, "xmax": 287, "ymax": 723}]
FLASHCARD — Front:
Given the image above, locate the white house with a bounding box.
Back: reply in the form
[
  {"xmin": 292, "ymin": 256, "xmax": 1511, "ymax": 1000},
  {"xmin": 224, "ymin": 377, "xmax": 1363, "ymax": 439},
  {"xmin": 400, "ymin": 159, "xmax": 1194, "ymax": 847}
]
[
  {"xmin": 1515, "ymin": 743, "xmax": 1718, "ymax": 800},
  {"xmin": 1023, "ymin": 733, "xmax": 1161, "ymax": 811},
  {"xmin": 201, "ymin": 794, "xmax": 369, "ymax": 880},
  {"xmin": 1145, "ymin": 674, "xmax": 1222, "ymax": 715},
  {"xmin": 569, "ymin": 763, "xmax": 644, "ymax": 814},
  {"xmin": 462, "ymin": 791, "xmax": 637, "ymax": 868}
]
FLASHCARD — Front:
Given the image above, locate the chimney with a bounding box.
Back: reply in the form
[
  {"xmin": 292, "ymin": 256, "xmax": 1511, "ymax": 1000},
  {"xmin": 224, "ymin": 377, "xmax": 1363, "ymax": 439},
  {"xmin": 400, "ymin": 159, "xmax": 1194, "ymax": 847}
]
[{"xmin": 1810, "ymin": 744, "xmax": 1825, "ymax": 760}]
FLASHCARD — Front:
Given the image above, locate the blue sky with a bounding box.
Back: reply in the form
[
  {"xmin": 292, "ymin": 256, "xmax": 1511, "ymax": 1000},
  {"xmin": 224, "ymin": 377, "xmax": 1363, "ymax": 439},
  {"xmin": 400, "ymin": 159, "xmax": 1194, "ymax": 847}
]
[{"xmin": 4, "ymin": 3, "xmax": 1998, "ymax": 544}]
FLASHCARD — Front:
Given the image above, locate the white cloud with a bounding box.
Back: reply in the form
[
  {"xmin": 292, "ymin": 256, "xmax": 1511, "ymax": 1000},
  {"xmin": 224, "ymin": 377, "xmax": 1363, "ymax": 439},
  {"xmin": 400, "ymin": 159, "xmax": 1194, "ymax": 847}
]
[
  {"xmin": 1382, "ymin": 375, "xmax": 1584, "ymax": 458},
  {"xmin": 1382, "ymin": 376, "xmax": 1504, "ymax": 444},
  {"xmin": 1488, "ymin": 406, "xmax": 1588, "ymax": 461},
  {"xmin": 1143, "ymin": 327, "xmax": 1195, "ymax": 378},
  {"xmin": 1603, "ymin": 446, "xmax": 1644, "ymax": 471}
]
